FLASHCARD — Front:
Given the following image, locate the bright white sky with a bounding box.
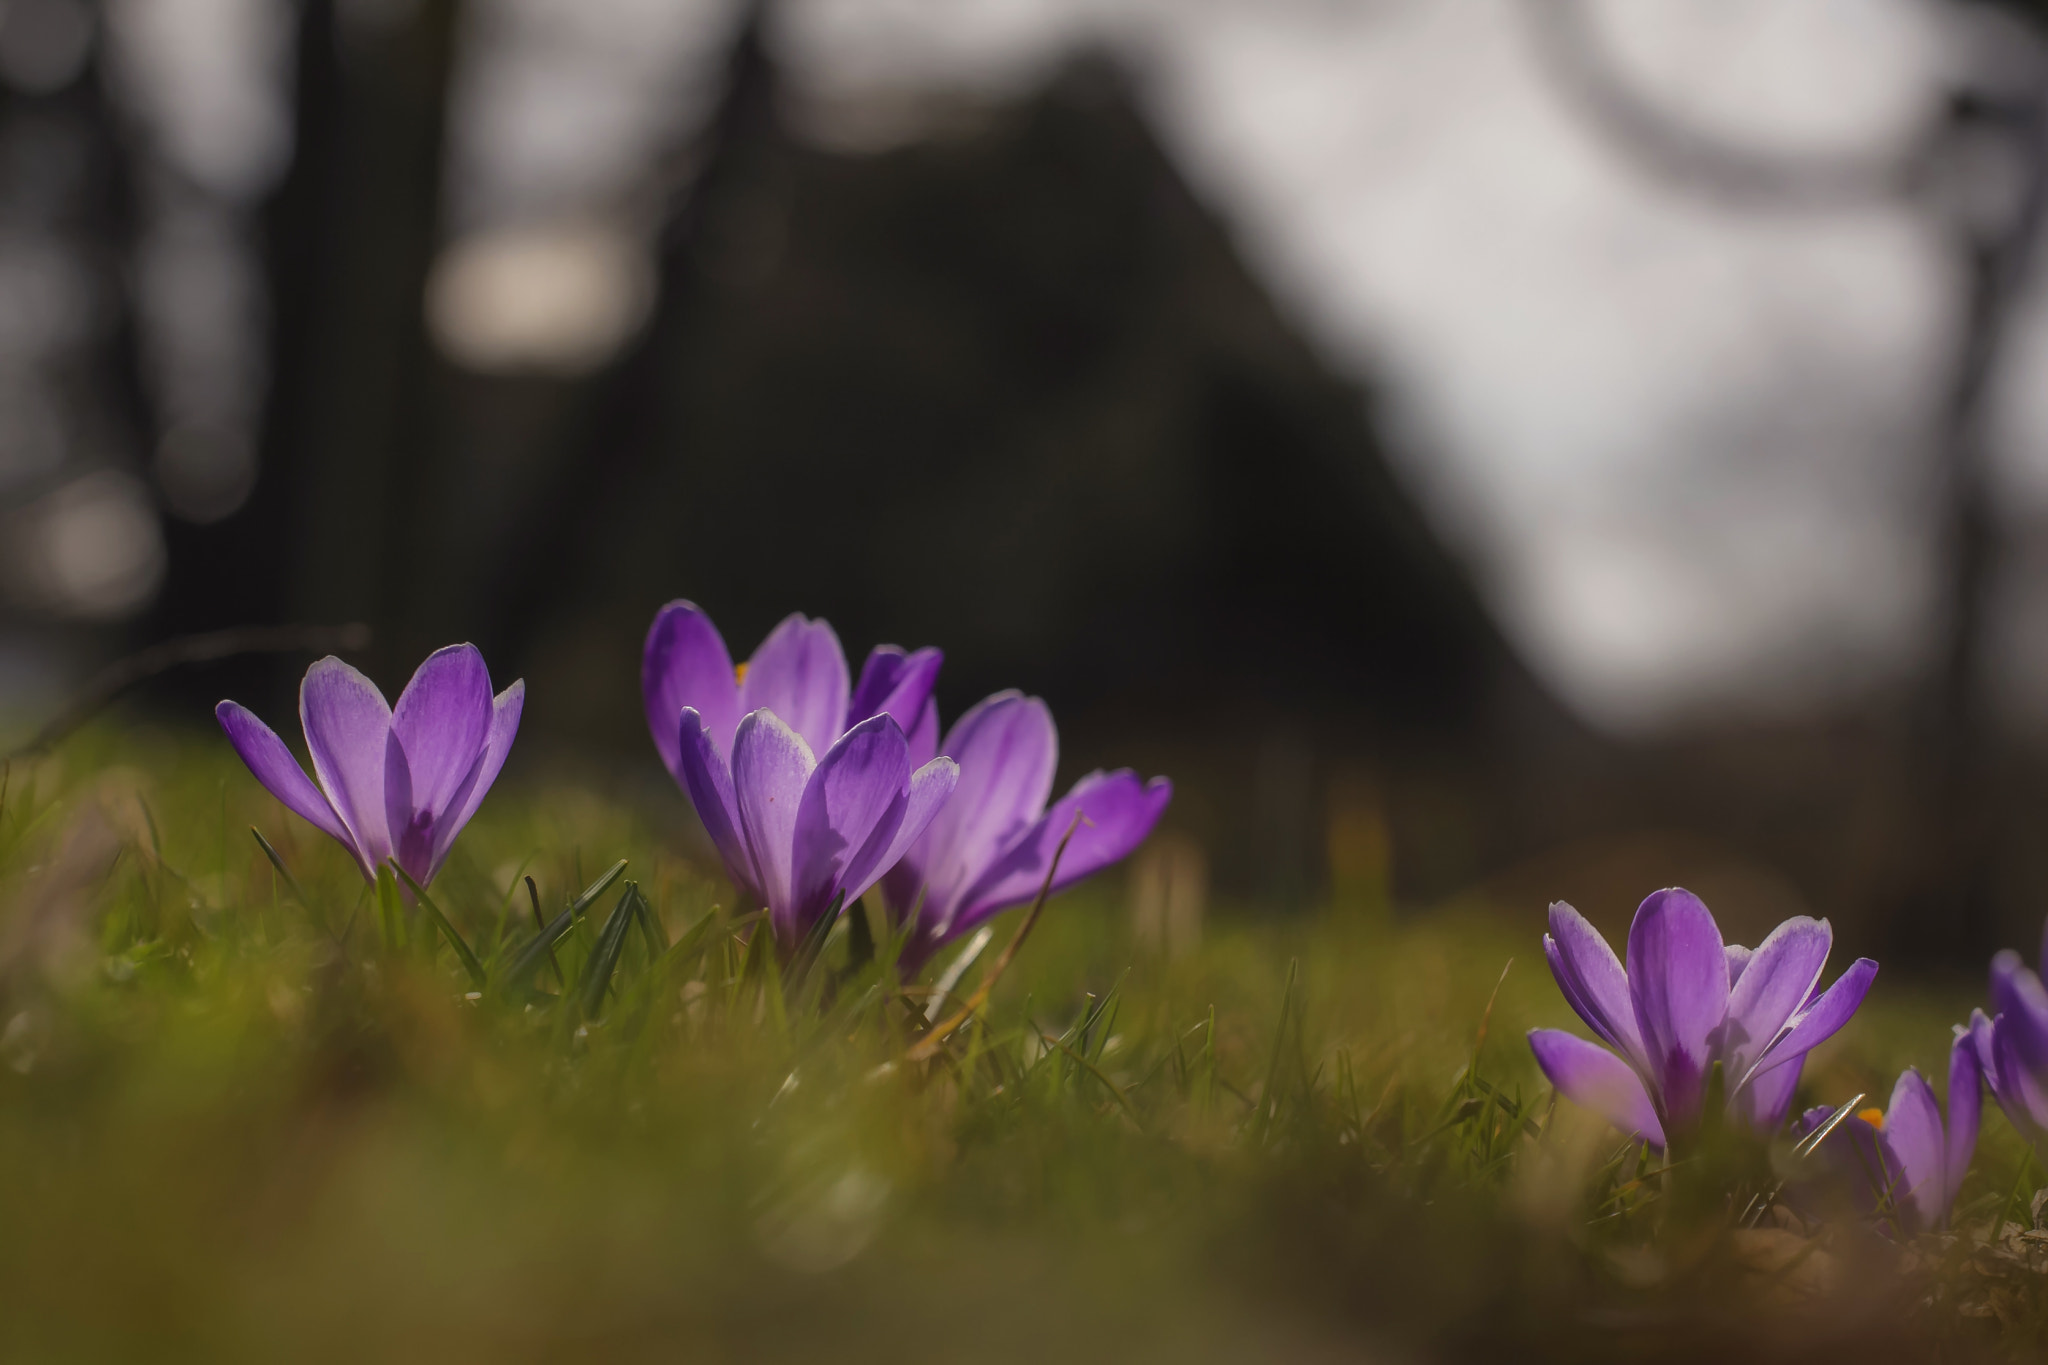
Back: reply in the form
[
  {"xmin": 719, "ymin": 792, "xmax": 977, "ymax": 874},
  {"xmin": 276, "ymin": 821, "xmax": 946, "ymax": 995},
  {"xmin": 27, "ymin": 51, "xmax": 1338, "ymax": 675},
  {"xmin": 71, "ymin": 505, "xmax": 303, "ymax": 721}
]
[
  {"xmin": 119, "ymin": 0, "xmax": 2048, "ymax": 732},
  {"xmin": 771, "ymin": 0, "xmax": 1980, "ymax": 731}
]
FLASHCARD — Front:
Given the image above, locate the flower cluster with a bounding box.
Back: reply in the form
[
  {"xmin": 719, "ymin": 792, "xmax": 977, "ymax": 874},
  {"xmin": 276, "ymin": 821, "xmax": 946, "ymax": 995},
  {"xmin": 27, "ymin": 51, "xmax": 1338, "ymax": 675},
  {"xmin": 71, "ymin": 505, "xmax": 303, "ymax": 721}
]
[
  {"xmin": 1529, "ymin": 890, "xmax": 1876, "ymax": 1150},
  {"xmin": 1529, "ymin": 886, "xmax": 2048, "ymax": 1236},
  {"xmin": 217, "ymin": 602, "xmax": 1171, "ymax": 967},
  {"xmin": 641, "ymin": 602, "xmax": 1171, "ymax": 958}
]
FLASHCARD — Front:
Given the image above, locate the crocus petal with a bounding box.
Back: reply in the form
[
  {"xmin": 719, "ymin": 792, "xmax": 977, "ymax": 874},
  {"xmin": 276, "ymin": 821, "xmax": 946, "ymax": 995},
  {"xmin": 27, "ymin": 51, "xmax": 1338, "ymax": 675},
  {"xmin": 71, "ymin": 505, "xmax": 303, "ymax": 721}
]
[
  {"xmin": 1543, "ymin": 902, "xmax": 1647, "ymax": 1070},
  {"xmin": 731, "ymin": 709, "xmax": 818, "ymax": 939},
  {"xmin": 299, "ymin": 656, "xmax": 395, "ymax": 869},
  {"xmin": 675, "ymin": 707, "xmax": 760, "ymax": 905},
  {"xmin": 1990, "ymin": 951, "xmax": 2048, "ymax": 1078},
  {"xmin": 428, "ymin": 680, "xmax": 525, "ymax": 879},
  {"xmin": 1725, "ymin": 944, "xmax": 1753, "ymax": 989},
  {"xmin": 1729, "ymin": 1053, "xmax": 1803, "ymax": 1133},
  {"xmin": 389, "ymin": 644, "xmax": 494, "ymax": 820},
  {"xmin": 901, "ymin": 692, "xmax": 1059, "ymax": 929},
  {"xmin": 1528, "ymin": 1029, "xmax": 1666, "ymax": 1148},
  {"xmin": 844, "ymin": 755, "xmax": 958, "ymax": 911},
  {"xmin": 1792, "ymin": 1105, "xmax": 1833, "ymax": 1142},
  {"xmin": 1626, "ymin": 888, "xmax": 1729, "ymax": 1129},
  {"xmin": 740, "ymin": 614, "xmax": 850, "ymax": 763},
  {"xmin": 847, "ymin": 645, "xmax": 943, "ymax": 739},
  {"xmin": 1753, "ymin": 957, "xmax": 1878, "ymax": 1076},
  {"xmin": 215, "ymin": 701, "xmax": 359, "ymax": 867},
  {"xmin": 1935, "ymin": 1033, "xmax": 1979, "ymax": 1223},
  {"xmin": 1719, "ymin": 916, "xmax": 1831, "ymax": 1089},
  {"xmin": 1992, "ymin": 1015, "xmax": 2048, "ymax": 1137},
  {"xmin": 643, "ymin": 601, "xmax": 743, "ymax": 775},
  {"xmin": 1946, "ymin": 1026, "xmax": 1982, "ymax": 1217},
  {"xmin": 1968, "ymin": 1009, "xmax": 2000, "ymax": 1106},
  {"xmin": 948, "ymin": 770, "xmax": 1173, "ymax": 935},
  {"xmin": 790, "ymin": 714, "xmax": 912, "ymax": 935},
  {"xmin": 1880, "ymin": 1069, "xmax": 1945, "ymax": 1232}
]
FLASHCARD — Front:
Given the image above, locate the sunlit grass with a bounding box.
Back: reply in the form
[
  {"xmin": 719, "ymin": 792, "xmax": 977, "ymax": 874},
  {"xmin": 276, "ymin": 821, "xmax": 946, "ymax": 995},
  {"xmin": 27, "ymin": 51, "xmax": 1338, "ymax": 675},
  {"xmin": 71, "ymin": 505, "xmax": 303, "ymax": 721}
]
[{"xmin": 0, "ymin": 727, "xmax": 2037, "ymax": 1362}]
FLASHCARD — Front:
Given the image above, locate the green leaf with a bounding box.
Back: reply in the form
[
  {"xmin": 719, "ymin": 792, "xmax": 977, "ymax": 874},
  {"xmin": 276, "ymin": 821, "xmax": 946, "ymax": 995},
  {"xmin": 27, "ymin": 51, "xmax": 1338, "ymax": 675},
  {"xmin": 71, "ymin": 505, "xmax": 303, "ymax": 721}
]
[
  {"xmin": 502, "ymin": 903, "xmax": 581, "ymax": 999},
  {"xmin": 569, "ymin": 859, "xmax": 629, "ymax": 919},
  {"xmin": 785, "ymin": 890, "xmax": 846, "ymax": 991},
  {"xmin": 635, "ymin": 893, "xmax": 668, "ymax": 957},
  {"xmin": 391, "ymin": 862, "xmax": 486, "ymax": 988},
  {"xmin": 578, "ymin": 881, "xmax": 643, "ymax": 1018}
]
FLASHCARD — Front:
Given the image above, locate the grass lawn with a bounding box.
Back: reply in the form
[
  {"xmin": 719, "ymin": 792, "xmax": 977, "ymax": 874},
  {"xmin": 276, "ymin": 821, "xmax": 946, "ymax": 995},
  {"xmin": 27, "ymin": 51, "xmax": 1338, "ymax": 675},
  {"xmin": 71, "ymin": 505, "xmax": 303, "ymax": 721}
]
[{"xmin": 0, "ymin": 728, "xmax": 2038, "ymax": 1363}]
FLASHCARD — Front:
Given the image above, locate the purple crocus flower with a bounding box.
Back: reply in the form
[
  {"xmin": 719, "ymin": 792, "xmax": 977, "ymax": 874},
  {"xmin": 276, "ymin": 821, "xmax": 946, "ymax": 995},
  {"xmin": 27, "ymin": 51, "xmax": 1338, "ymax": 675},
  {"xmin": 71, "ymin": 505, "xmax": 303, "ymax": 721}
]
[
  {"xmin": 642, "ymin": 601, "xmax": 957, "ymax": 949},
  {"xmin": 642, "ymin": 600, "xmax": 941, "ymax": 784},
  {"xmin": 879, "ymin": 691, "xmax": 1171, "ymax": 973},
  {"xmin": 1962, "ymin": 919, "xmax": 2048, "ymax": 1143},
  {"xmin": 216, "ymin": 645, "xmax": 524, "ymax": 885},
  {"xmin": 1793, "ymin": 1032, "xmax": 1980, "ymax": 1234},
  {"xmin": 1528, "ymin": 889, "xmax": 1878, "ymax": 1149}
]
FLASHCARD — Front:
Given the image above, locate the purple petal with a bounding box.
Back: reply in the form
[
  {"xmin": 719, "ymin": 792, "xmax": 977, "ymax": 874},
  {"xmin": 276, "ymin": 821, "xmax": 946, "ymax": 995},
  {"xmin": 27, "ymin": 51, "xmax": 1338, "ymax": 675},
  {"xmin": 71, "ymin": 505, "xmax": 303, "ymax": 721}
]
[
  {"xmin": 740, "ymin": 614, "xmax": 850, "ymax": 763},
  {"xmin": 1968, "ymin": 1008, "xmax": 1998, "ymax": 1093},
  {"xmin": 1725, "ymin": 943, "xmax": 1753, "ymax": 988},
  {"xmin": 675, "ymin": 707, "xmax": 760, "ymax": 907},
  {"xmin": 847, "ymin": 645, "xmax": 942, "ymax": 738},
  {"xmin": 299, "ymin": 656, "xmax": 395, "ymax": 871},
  {"xmin": 1879, "ymin": 1069, "xmax": 1945, "ymax": 1232},
  {"xmin": 1992, "ymin": 1015, "xmax": 2048, "ymax": 1138},
  {"xmin": 428, "ymin": 680, "xmax": 524, "ymax": 879},
  {"xmin": 1625, "ymin": 888, "xmax": 1729, "ymax": 1129},
  {"xmin": 730, "ymin": 709, "xmax": 818, "ymax": 941},
  {"xmin": 948, "ymin": 770, "xmax": 1173, "ymax": 936},
  {"xmin": 216, "ymin": 700, "xmax": 360, "ymax": 870},
  {"xmin": 389, "ymin": 644, "xmax": 494, "ymax": 821},
  {"xmin": 901, "ymin": 692, "xmax": 1060, "ymax": 930},
  {"xmin": 845, "ymin": 755, "xmax": 958, "ymax": 911},
  {"xmin": 1753, "ymin": 957, "xmax": 1877, "ymax": 1077},
  {"xmin": 1968, "ymin": 1009, "xmax": 2016, "ymax": 1128},
  {"xmin": 1719, "ymin": 916, "xmax": 1831, "ymax": 1089},
  {"xmin": 1729, "ymin": 1053, "xmax": 1803, "ymax": 1133},
  {"xmin": 1528, "ymin": 1029, "xmax": 1666, "ymax": 1148},
  {"xmin": 1792, "ymin": 1105, "xmax": 1833, "ymax": 1141},
  {"xmin": 790, "ymin": 714, "xmax": 912, "ymax": 936},
  {"xmin": 1991, "ymin": 951, "xmax": 2048, "ymax": 1078},
  {"xmin": 1543, "ymin": 902, "xmax": 1646, "ymax": 1070},
  {"xmin": 643, "ymin": 601, "xmax": 743, "ymax": 776},
  {"xmin": 1944, "ymin": 1031, "xmax": 1981, "ymax": 1224}
]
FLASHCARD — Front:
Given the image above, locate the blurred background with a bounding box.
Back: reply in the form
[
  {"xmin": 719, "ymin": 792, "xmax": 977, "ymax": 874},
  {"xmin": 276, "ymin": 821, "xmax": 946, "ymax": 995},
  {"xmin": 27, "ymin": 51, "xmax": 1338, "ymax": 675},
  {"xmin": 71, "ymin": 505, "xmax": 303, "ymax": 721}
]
[{"xmin": 3, "ymin": 0, "xmax": 2047, "ymax": 962}]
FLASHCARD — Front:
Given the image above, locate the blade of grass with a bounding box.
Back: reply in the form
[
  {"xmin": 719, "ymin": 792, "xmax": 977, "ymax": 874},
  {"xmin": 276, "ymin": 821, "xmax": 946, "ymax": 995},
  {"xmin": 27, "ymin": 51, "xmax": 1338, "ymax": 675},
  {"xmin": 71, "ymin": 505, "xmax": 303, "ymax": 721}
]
[
  {"xmin": 578, "ymin": 881, "xmax": 643, "ymax": 1018},
  {"xmin": 502, "ymin": 902, "xmax": 583, "ymax": 999},
  {"xmin": 570, "ymin": 859, "xmax": 629, "ymax": 919},
  {"xmin": 635, "ymin": 891, "xmax": 668, "ymax": 957},
  {"xmin": 924, "ymin": 925, "xmax": 994, "ymax": 1023},
  {"xmin": 908, "ymin": 811, "xmax": 1085, "ymax": 1062},
  {"xmin": 251, "ymin": 827, "xmax": 324, "ymax": 934},
  {"xmin": 391, "ymin": 862, "xmax": 486, "ymax": 988},
  {"xmin": 523, "ymin": 876, "xmax": 565, "ymax": 988}
]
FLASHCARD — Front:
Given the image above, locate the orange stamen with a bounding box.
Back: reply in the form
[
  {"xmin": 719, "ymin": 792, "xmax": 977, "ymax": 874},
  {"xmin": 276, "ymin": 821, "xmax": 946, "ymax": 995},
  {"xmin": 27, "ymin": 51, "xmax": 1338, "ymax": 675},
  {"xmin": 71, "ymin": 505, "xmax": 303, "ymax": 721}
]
[
  {"xmin": 1857, "ymin": 1107, "xmax": 1886, "ymax": 1130},
  {"xmin": 735, "ymin": 661, "xmax": 750, "ymax": 685}
]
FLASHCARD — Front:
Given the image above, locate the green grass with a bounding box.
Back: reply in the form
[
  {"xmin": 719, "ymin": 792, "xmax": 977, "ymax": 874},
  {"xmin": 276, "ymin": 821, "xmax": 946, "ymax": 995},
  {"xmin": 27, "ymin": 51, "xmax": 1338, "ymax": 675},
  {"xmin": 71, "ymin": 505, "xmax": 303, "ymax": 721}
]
[{"xmin": 0, "ymin": 727, "xmax": 2040, "ymax": 1362}]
